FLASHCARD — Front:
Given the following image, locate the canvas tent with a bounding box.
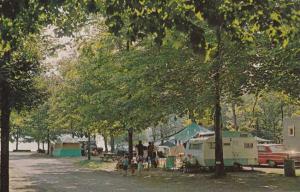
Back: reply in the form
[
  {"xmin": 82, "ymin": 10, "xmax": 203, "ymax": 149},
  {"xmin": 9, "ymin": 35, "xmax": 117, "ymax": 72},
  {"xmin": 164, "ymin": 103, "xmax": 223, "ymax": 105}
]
[
  {"xmin": 171, "ymin": 123, "xmax": 214, "ymax": 143},
  {"xmin": 160, "ymin": 141, "xmax": 176, "ymax": 147},
  {"xmin": 53, "ymin": 135, "xmax": 81, "ymax": 157}
]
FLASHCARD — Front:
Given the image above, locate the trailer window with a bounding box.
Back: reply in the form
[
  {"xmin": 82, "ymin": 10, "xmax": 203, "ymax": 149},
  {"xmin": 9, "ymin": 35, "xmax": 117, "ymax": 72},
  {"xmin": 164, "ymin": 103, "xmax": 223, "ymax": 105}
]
[
  {"xmin": 189, "ymin": 143, "xmax": 202, "ymax": 150},
  {"xmin": 244, "ymin": 143, "xmax": 253, "ymax": 148},
  {"xmin": 288, "ymin": 126, "xmax": 295, "ymax": 136},
  {"xmin": 224, "ymin": 143, "xmax": 230, "ymax": 146}
]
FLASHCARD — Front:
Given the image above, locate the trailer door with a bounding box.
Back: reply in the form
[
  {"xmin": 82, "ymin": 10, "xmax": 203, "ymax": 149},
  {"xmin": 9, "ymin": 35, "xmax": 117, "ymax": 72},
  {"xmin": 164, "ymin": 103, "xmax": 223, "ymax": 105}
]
[{"xmin": 231, "ymin": 138, "xmax": 240, "ymax": 165}]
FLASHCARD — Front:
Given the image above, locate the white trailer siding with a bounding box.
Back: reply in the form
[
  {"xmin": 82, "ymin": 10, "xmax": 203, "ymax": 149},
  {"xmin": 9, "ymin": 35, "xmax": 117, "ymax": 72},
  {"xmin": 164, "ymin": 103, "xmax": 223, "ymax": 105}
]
[{"xmin": 186, "ymin": 133, "xmax": 258, "ymax": 167}]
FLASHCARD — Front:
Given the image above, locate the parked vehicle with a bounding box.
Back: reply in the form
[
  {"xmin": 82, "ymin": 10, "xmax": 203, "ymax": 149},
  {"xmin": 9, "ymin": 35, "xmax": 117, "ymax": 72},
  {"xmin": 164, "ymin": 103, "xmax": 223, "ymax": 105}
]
[
  {"xmin": 79, "ymin": 140, "xmax": 100, "ymax": 156},
  {"xmin": 258, "ymin": 144, "xmax": 300, "ymax": 167},
  {"xmin": 185, "ymin": 131, "xmax": 258, "ymax": 167},
  {"xmin": 115, "ymin": 144, "xmax": 136, "ymax": 156}
]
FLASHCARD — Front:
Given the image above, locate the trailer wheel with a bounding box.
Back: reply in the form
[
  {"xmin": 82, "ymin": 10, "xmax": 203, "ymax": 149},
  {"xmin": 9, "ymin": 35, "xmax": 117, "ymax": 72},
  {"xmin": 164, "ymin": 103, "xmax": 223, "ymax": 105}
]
[
  {"xmin": 268, "ymin": 160, "xmax": 277, "ymax": 168},
  {"xmin": 208, "ymin": 166, "xmax": 214, "ymax": 172},
  {"xmin": 233, "ymin": 163, "xmax": 242, "ymax": 171}
]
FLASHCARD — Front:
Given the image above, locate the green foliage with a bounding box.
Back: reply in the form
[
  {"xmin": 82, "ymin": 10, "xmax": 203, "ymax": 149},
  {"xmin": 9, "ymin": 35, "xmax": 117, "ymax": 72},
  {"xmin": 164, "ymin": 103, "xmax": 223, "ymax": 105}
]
[{"xmin": 104, "ymin": 0, "xmax": 300, "ymax": 53}]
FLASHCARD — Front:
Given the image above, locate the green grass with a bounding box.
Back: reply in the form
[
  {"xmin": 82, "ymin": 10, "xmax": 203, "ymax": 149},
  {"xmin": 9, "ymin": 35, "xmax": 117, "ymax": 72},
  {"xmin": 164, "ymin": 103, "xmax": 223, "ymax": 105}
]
[{"xmin": 76, "ymin": 160, "xmax": 117, "ymax": 172}]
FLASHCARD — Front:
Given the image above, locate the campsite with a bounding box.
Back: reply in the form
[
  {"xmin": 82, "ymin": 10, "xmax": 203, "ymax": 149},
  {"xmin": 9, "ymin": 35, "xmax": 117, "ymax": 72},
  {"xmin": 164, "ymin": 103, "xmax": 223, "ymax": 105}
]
[{"xmin": 1, "ymin": 1, "xmax": 300, "ymax": 192}]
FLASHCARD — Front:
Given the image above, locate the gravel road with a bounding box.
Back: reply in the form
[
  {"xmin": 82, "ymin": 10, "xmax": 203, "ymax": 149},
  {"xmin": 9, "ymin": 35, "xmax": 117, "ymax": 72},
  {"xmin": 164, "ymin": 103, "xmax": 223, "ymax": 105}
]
[{"xmin": 9, "ymin": 152, "xmax": 300, "ymax": 192}]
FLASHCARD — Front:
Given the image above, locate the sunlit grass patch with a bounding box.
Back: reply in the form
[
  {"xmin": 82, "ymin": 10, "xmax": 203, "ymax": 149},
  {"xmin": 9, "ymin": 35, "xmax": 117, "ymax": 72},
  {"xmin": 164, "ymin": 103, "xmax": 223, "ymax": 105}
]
[{"xmin": 76, "ymin": 160, "xmax": 117, "ymax": 172}]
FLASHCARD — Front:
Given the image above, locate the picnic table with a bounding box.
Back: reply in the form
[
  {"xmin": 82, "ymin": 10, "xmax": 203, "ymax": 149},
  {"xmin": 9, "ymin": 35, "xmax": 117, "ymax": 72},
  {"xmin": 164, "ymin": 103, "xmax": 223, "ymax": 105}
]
[{"xmin": 100, "ymin": 152, "xmax": 118, "ymax": 162}]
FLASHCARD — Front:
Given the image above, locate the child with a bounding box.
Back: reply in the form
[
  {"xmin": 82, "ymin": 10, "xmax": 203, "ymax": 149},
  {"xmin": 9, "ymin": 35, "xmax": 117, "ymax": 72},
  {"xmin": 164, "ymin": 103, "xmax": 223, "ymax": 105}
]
[
  {"xmin": 147, "ymin": 156, "xmax": 151, "ymax": 169},
  {"xmin": 130, "ymin": 158, "xmax": 135, "ymax": 175},
  {"xmin": 137, "ymin": 156, "xmax": 143, "ymax": 176},
  {"xmin": 122, "ymin": 155, "xmax": 129, "ymax": 176}
]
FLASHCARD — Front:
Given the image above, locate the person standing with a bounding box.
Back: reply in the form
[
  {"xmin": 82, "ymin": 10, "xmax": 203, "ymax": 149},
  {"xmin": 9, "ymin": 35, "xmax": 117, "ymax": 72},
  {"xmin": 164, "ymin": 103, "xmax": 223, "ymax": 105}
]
[
  {"xmin": 137, "ymin": 155, "xmax": 143, "ymax": 175},
  {"xmin": 147, "ymin": 142, "xmax": 154, "ymax": 168},
  {"xmin": 122, "ymin": 155, "xmax": 129, "ymax": 176},
  {"xmin": 130, "ymin": 158, "xmax": 135, "ymax": 175},
  {"xmin": 136, "ymin": 140, "xmax": 144, "ymax": 157}
]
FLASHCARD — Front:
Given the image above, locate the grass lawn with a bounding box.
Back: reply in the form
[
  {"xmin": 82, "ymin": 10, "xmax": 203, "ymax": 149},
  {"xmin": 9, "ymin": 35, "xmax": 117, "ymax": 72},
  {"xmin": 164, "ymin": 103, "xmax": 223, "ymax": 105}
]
[
  {"xmin": 77, "ymin": 159, "xmax": 117, "ymax": 172},
  {"xmin": 77, "ymin": 161, "xmax": 300, "ymax": 192}
]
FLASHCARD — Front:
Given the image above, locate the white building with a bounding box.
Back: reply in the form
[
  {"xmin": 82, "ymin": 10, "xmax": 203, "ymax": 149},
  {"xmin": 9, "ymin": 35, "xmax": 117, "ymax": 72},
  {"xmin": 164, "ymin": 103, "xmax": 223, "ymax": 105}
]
[{"xmin": 283, "ymin": 115, "xmax": 300, "ymax": 151}]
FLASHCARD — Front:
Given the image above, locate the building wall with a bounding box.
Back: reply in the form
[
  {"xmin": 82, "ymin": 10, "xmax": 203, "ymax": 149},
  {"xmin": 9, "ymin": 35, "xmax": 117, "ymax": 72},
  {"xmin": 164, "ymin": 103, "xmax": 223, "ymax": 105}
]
[{"xmin": 283, "ymin": 116, "xmax": 300, "ymax": 151}]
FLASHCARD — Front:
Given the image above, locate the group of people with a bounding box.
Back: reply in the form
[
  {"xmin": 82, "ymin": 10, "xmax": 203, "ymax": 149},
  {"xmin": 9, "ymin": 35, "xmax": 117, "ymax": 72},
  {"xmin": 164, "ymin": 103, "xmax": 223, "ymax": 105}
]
[
  {"xmin": 136, "ymin": 140, "xmax": 158, "ymax": 168},
  {"xmin": 121, "ymin": 155, "xmax": 144, "ymax": 176},
  {"xmin": 122, "ymin": 140, "xmax": 158, "ymax": 176}
]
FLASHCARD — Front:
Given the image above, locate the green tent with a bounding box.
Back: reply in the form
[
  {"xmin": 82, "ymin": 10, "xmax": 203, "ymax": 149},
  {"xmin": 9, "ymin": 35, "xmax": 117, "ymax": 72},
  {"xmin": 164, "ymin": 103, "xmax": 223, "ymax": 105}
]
[
  {"xmin": 53, "ymin": 136, "xmax": 81, "ymax": 157},
  {"xmin": 173, "ymin": 123, "xmax": 214, "ymax": 143}
]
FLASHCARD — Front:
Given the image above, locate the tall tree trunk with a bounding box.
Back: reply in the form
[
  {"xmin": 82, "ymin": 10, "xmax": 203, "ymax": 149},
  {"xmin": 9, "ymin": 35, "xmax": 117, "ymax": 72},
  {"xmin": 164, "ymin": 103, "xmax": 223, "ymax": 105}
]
[
  {"xmin": 37, "ymin": 141, "xmax": 40, "ymax": 150},
  {"xmin": 87, "ymin": 133, "xmax": 91, "ymax": 160},
  {"xmin": 16, "ymin": 127, "xmax": 19, "ymax": 151},
  {"xmin": 1, "ymin": 83, "xmax": 11, "ymax": 192},
  {"xmin": 214, "ymin": 26, "xmax": 225, "ymax": 177},
  {"xmin": 280, "ymin": 104, "xmax": 284, "ymax": 144},
  {"xmin": 249, "ymin": 90, "xmax": 260, "ymax": 128},
  {"xmin": 42, "ymin": 142, "xmax": 45, "ymax": 150},
  {"xmin": 151, "ymin": 127, "xmax": 156, "ymax": 141},
  {"xmin": 273, "ymin": 123, "xmax": 277, "ymax": 143},
  {"xmin": 214, "ymin": 73, "xmax": 225, "ymax": 177},
  {"xmin": 256, "ymin": 119, "xmax": 259, "ymax": 136},
  {"xmin": 47, "ymin": 129, "xmax": 50, "ymax": 155},
  {"xmin": 160, "ymin": 125, "xmax": 164, "ymax": 145},
  {"xmin": 103, "ymin": 135, "xmax": 108, "ymax": 152},
  {"xmin": 281, "ymin": 103, "xmax": 284, "ymax": 125},
  {"xmin": 128, "ymin": 128, "xmax": 133, "ymax": 163},
  {"xmin": 232, "ymin": 101, "xmax": 238, "ymax": 131},
  {"xmin": 110, "ymin": 134, "xmax": 115, "ymax": 153}
]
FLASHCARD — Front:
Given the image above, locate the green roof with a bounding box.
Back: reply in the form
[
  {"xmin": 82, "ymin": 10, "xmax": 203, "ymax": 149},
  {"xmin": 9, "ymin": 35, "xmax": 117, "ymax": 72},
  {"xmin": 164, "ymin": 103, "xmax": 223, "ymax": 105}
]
[{"xmin": 173, "ymin": 123, "xmax": 213, "ymax": 142}]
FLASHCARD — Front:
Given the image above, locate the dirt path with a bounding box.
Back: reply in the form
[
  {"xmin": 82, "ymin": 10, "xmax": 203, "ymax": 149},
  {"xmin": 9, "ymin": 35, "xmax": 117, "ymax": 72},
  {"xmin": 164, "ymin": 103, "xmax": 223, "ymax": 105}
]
[{"xmin": 10, "ymin": 153, "xmax": 300, "ymax": 192}]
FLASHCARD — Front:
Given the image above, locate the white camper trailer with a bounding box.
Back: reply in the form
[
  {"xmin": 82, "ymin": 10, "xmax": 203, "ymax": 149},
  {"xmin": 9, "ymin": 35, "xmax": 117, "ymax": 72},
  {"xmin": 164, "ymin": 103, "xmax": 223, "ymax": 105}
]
[{"xmin": 185, "ymin": 131, "xmax": 258, "ymax": 167}]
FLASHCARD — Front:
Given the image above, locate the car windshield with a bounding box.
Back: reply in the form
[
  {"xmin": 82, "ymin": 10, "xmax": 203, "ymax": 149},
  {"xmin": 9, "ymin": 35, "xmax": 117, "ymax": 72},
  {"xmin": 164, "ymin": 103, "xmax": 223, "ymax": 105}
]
[{"xmin": 269, "ymin": 145, "xmax": 285, "ymax": 152}]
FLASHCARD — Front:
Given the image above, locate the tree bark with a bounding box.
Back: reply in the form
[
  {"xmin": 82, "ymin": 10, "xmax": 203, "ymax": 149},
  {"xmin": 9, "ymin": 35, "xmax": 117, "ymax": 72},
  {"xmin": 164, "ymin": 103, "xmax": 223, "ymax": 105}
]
[
  {"xmin": 47, "ymin": 129, "xmax": 50, "ymax": 155},
  {"xmin": 1, "ymin": 83, "xmax": 11, "ymax": 192},
  {"xmin": 214, "ymin": 26, "xmax": 225, "ymax": 177},
  {"xmin": 232, "ymin": 101, "xmax": 238, "ymax": 131},
  {"xmin": 103, "ymin": 135, "xmax": 108, "ymax": 152},
  {"xmin": 110, "ymin": 134, "xmax": 115, "ymax": 153},
  {"xmin": 128, "ymin": 128, "xmax": 133, "ymax": 163},
  {"xmin": 249, "ymin": 90, "xmax": 260, "ymax": 128},
  {"xmin": 87, "ymin": 133, "xmax": 91, "ymax": 160},
  {"xmin": 160, "ymin": 125, "xmax": 164, "ymax": 145},
  {"xmin": 37, "ymin": 141, "xmax": 40, "ymax": 150},
  {"xmin": 16, "ymin": 127, "xmax": 19, "ymax": 151},
  {"xmin": 281, "ymin": 103, "xmax": 284, "ymax": 126},
  {"xmin": 214, "ymin": 72, "xmax": 225, "ymax": 177},
  {"xmin": 256, "ymin": 119, "xmax": 259, "ymax": 136}
]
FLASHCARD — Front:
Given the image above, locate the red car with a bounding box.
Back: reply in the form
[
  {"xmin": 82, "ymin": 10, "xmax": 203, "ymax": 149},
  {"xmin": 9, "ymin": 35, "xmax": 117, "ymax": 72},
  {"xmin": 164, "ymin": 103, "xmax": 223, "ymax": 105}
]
[{"xmin": 258, "ymin": 144, "xmax": 300, "ymax": 167}]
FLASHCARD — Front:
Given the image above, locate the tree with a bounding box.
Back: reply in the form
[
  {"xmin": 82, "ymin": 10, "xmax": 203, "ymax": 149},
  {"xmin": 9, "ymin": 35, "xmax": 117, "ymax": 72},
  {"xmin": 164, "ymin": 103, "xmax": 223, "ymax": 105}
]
[
  {"xmin": 103, "ymin": 0, "xmax": 300, "ymax": 177},
  {"xmin": 0, "ymin": 1, "xmax": 95, "ymax": 190}
]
